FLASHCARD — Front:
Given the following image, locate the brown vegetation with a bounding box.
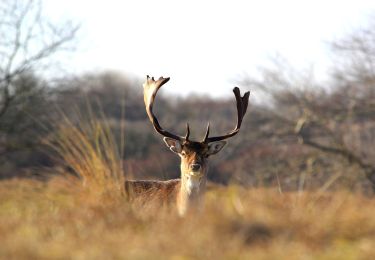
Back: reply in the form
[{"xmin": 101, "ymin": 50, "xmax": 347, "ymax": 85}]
[{"xmin": 1, "ymin": 178, "xmax": 375, "ymax": 259}]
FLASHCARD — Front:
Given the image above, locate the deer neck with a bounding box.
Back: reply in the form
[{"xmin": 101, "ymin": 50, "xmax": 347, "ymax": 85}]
[{"xmin": 177, "ymin": 165, "xmax": 207, "ymax": 216}]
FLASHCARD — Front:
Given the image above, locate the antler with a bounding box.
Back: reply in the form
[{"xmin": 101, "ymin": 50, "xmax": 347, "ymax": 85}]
[
  {"xmin": 203, "ymin": 87, "xmax": 250, "ymax": 143},
  {"xmin": 143, "ymin": 76, "xmax": 190, "ymax": 141}
]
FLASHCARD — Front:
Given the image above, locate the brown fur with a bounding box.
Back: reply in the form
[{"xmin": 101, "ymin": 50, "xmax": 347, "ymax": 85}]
[{"xmin": 125, "ymin": 179, "xmax": 181, "ymax": 204}]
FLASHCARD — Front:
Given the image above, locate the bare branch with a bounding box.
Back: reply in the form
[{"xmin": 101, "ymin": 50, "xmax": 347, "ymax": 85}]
[{"xmin": 0, "ymin": 0, "xmax": 79, "ymax": 118}]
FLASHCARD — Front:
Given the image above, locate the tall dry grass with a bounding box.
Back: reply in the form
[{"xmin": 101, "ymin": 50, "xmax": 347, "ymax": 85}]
[
  {"xmin": 1, "ymin": 108, "xmax": 375, "ymax": 259},
  {"xmin": 1, "ymin": 178, "xmax": 375, "ymax": 259},
  {"xmin": 45, "ymin": 109, "xmax": 125, "ymax": 203}
]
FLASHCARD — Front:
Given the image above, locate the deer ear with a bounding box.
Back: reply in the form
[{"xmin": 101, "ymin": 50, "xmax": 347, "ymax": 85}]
[
  {"xmin": 207, "ymin": 141, "xmax": 226, "ymax": 155},
  {"xmin": 163, "ymin": 137, "xmax": 183, "ymax": 154}
]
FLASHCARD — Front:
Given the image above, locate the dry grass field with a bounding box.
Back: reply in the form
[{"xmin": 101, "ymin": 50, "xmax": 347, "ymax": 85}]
[
  {"xmin": 1, "ymin": 177, "xmax": 375, "ymax": 259},
  {"xmin": 1, "ymin": 115, "xmax": 375, "ymax": 260}
]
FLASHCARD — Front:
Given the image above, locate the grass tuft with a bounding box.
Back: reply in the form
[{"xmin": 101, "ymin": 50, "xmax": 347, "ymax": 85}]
[{"xmin": 45, "ymin": 109, "xmax": 125, "ymax": 203}]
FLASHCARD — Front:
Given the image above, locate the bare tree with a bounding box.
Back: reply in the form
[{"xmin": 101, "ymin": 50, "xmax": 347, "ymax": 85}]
[
  {"xmin": 0, "ymin": 0, "xmax": 79, "ymax": 119},
  {"xmin": 244, "ymin": 18, "xmax": 375, "ymax": 191}
]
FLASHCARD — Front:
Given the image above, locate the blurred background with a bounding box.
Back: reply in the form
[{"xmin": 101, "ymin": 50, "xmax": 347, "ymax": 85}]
[{"xmin": 1, "ymin": 0, "xmax": 375, "ymax": 193}]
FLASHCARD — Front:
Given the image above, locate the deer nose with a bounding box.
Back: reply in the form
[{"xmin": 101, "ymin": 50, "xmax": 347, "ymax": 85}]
[{"xmin": 190, "ymin": 164, "xmax": 201, "ymax": 172}]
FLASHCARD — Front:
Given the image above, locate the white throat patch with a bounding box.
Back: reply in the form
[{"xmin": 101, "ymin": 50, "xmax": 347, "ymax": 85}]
[{"xmin": 185, "ymin": 174, "xmax": 202, "ymax": 195}]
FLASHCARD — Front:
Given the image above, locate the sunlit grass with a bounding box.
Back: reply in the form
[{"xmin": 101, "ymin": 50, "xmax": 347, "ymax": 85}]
[
  {"xmin": 44, "ymin": 109, "xmax": 125, "ymax": 203},
  {"xmin": 1, "ymin": 110, "xmax": 375, "ymax": 259},
  {"xmin": 0, "ymin": 178, "xmax": 375, "ymax": 259}
]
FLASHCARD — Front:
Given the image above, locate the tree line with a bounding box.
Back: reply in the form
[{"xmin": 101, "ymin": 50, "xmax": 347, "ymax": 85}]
[{"xmin": 1, "ymin": 1, "xmax": 374, "ymax": 193}]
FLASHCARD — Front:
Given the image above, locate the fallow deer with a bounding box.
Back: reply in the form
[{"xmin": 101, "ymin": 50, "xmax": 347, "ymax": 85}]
[{"xmin": 125, "ymin": 76, "xmax": 250, "ymax": 215}]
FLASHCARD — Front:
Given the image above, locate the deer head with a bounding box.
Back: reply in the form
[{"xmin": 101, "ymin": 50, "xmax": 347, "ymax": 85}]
[{"xmin": 143, "ymin": 76, "xmax": 250, "ymax": 190}]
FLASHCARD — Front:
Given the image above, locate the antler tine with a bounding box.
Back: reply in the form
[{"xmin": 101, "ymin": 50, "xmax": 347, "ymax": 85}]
[
  {"xmin": 143, "ymin": 76, "xmax": 185, "ymax": 141},
  {"xmin": 204, "ymin": 87, "xmax": 250, "ymax": 143},
  {"xmin": 185, "ymin": 123, "xmax": 190, "ymax": 141},
  {"xmin": 202, "ymin": 122, "xmax": 210, "ymax": 142}
]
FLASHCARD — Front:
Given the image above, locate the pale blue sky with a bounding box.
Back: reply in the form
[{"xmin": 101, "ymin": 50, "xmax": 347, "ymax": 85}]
[{"xmin": 45, "ymin": 0, "xmax": 375, "ymax": 97}]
